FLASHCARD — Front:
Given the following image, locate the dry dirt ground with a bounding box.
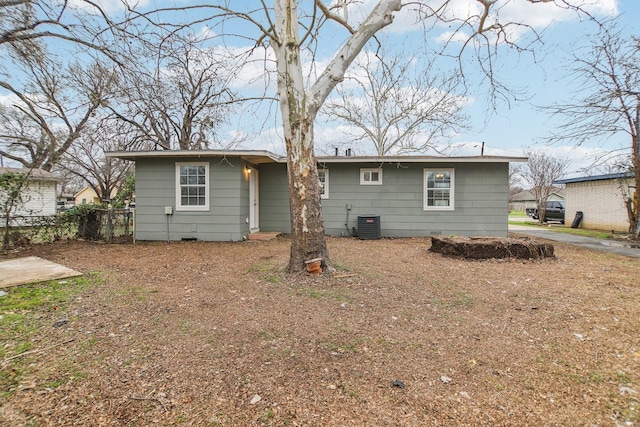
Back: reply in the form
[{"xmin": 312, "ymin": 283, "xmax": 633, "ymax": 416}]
[{"xmin": 1, "ymin": 235, "xmax": 639, "ymax": 426}]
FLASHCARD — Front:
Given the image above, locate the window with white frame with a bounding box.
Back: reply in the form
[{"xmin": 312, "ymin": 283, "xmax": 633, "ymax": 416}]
[
  {"xmin": 318, "ymin": 169, "xmax": 329, "ymax": 199},
  {"xmin": 424, "ymin": 168, "xmax": 454, "ymax": 210},
  {"xmin": 176, "ymin": 162, "xmax": 209, "ymax": 211},
  {"xmin": 360, "ymin": 168, "xmax": 382, "ymax": 185}
]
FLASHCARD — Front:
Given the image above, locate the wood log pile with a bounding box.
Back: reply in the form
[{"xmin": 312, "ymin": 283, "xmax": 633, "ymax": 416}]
[{"xmin": 430, "ymin": 236, "xmax": 554, "ymax": 260}]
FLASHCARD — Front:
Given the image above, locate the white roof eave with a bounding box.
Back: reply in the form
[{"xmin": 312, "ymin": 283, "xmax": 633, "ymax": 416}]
[
  {"xmin": 106, "ymin": 150, "xmax": 286, "ymax": 164},
  {"xmin": 316, "ymin": 155, "xmax": 528, "ymax": 164},
  {"xmin": 106, "ymin": 150, "xmax": 527, "ymax": 165}
]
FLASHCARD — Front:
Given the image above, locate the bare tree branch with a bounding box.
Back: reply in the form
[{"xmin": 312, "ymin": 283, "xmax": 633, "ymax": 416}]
[
  {"xmin": 322, "ymin": 48, "xmax": 468, "ymax": 155},
  {"xmin": 541, "ymin": 21, "xmax": 640, "ymax": 237},
  {"xmin": 520, "ymin": 150, "xmax": 569, "ymax": 224},
  {"xmin": 0, "ymin": 58, "xmax": 113, "ymax": 171}
]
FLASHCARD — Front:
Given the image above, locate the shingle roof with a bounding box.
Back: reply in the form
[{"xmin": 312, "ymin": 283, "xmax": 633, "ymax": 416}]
[{"xmin": 0, "ymin": 167, "xmax": 60, "ymax": 181}]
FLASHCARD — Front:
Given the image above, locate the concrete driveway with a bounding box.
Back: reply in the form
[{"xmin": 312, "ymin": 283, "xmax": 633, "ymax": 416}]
[{"xmin": 509, "ymin": 223, "xmax": 640, "ymax": 259}]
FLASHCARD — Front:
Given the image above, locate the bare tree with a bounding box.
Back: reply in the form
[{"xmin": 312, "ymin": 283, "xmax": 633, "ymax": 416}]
[
  {"xmin": 520, "ymin": 150, "xmax": 568, "ymax": 224},
  {"xmin": 106, "ymin": 34, "xmax": 236, "ymax": 150},
  {"xmin": 0, "ymin": 169, "xmax": 28, "ymax": 249},
  {"xmin": 60, "ymin": 123, "xmax": 132, "ymax": 205},
  {"xmin": 509, "ymin": 163, "xmax": 523, "ymax": 191},
  {"xmin": 0, "ymin": 58, "xmax": 116, "ymax": 171},
  {"xmin": 321, "ymin": 49, "xmax": 468, "ymax": 155},
  {"xmin": 0, "ymin": 0, "xmax": 128, "ymax": 66},
  {"xmin": 113, "ymin": 0, "xmax": 598, "ymax": 273},
  {"xmin": 544, "ymin": 23, "xmax": 640, "ymax": 238},
  {"xmin": 509, "ymin": 163, "xmax": 524, "ymax": 205}
]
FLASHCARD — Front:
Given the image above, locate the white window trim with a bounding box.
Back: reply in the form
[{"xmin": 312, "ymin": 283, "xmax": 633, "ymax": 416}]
[
  {"xmin": 360, "ymin": 168, "xmax": 383, "ymax": 185},
  {"xmin": 423, "ymin": 168, "xmax": 455, "ymax": 211},
  {"xmin": 319, "ymin": 168, "xmax": 329, "ymax": 199},
  {"xmin": 175, "ymin": 162, "xmax": 210, "ymax": 211}
]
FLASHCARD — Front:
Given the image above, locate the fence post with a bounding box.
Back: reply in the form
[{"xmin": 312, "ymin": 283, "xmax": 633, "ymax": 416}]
[{"xmin": 106, "ymin": 207, "xmax": 113, "ymax": 244}]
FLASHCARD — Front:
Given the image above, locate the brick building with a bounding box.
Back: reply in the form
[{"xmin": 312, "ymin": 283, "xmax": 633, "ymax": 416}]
[{"xmin": 555, "ymin": 173, "xmax": 634, "ymax": 232}]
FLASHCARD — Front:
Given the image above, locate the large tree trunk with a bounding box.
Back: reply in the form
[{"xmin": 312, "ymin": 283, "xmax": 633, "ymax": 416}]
[
  {"xmin": 284, "ymin": 122, "xmax": 330, "ymax": 273},
  {"xmin": 273, "ymin": 0, "xmax": 329, "ymax": 273},
  {"xmin": 271, "ymin": 0, "xmax": 402, "ymax": 272}
]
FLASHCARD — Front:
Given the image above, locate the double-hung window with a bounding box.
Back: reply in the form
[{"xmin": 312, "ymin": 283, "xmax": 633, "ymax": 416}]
[
  {"xmin": 318, "ymin": 169, "xmax": 329, "ymax": 199},
  {"xmin": 176, "ymin": 162, "xmax": 209, "ymax": 211},
  {"xmin": 424, "ymin": 168, "xmax": 454, "ymax": 210}
]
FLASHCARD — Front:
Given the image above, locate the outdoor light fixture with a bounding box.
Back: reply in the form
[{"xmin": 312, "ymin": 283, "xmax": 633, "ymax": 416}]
[{"xmin": 246, "ymin": 166, "xmax": 252, "ymax": 174}]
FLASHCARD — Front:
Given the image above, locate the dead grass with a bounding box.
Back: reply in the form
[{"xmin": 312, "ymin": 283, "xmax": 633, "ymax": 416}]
[{"xmin": 1, "ymin": 236, "xmax": 639, "ymax": 426}]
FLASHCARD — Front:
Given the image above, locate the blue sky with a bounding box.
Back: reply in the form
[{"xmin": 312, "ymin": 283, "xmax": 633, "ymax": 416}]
[
  {"xmin": 214, "ymin": 0, "xmax": 637, "ymax": 179},
  {"xmin": 447, "ymin": 0, "xmax": 638, "ymax": 177},
  {"xmin": 1, "ymin": 0, "xmax": 637, "ymax": 180}
]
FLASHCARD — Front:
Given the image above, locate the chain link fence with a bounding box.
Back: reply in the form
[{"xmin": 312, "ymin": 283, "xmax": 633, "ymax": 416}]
[
  {"xmin": 2, "ymin": 207, "xmax": 134, "ymax": 248},
  {"xmin": 75, "ymin": 208, "xmax": 133, "ymax": 243}
]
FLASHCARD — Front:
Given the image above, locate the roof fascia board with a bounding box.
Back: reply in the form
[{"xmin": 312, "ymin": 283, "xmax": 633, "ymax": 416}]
[
  {"xmin": 555, "ymin": 172, "xmax": 635, "ymax": 184},
  {"xmin": 106, "ymin": 150, "xmax": 286, "ymax": 163},
  {"xmin": 316, "ymin": 156, "xmax": 528, "ymax": 164},
  {"xmin": 106, "ymin": 150, "xmax": 526, "ymax": 164}
]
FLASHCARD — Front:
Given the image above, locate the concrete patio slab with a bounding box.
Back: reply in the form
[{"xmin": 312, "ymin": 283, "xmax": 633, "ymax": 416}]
[{"xmin": 0, "ymin": 256, "xmax": 83, "ymax": 288}]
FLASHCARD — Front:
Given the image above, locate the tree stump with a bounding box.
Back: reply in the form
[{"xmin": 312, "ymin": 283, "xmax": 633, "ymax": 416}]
[{"xmin": 430, "ymin": 236, "xmax": 554, "ymax": 260}]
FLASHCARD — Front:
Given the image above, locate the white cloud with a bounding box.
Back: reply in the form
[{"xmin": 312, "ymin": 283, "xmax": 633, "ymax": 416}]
[
  {"xmin": 197, "ymin": 25, "xmax": 218, "ymax": 40},
  {"xmin": 224, "ymin": 45, "xmax": 277, "ymax": 93},
  {"xmin": 434, "ymin": 30, "xmax": 472, "ymax": 45},
  {"xmin": 315, "ymin": 123, "xmax": 366, "ymax": 154},
  {"xmin": 497, "ymin": 0, "xmax": 618, "ymax": 28},
  {"xmin": 351, "ymin": 0, "xmax": 621, "ymax": 43},
  {"xmin": 0, "ymin": 93, "xmax": 20, "ymax": 107},
  {"xmin": 68, "ymin": 0, "xmax": 152, "ymax": 13},
  {"xmin": 441, "ymin": 139, "xmax": 623, "ymax": 178},
  {"xmin": 234, "ymin": 126, "xmax": 285, "ymax": 154}
]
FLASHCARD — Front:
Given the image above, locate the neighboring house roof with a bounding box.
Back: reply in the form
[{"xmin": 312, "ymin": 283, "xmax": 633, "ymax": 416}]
[
  {"xmin": 555, "ymin": 172, "xmax": 634, "ymax": 185},
  {"xmin": 0, "ymin": 167, "xmax": 60, "ymax": 181},
  {"xmin": 73, "ymin": 186, "xmax": 97, "ymax": 199},
  {"xmin": 73, "ymin": 186, "xmax": 118, "ymax": 201},
  {"xmin": 511, "ymin": 188, "xmax": 565, "ymax": 202},
  {"xmin": 511, "ymin": 190, "xmax": 535, "ymax": 202},
  {"xmin": 106, "ymin": 149, "xmax": 528, "ymax": 164}
]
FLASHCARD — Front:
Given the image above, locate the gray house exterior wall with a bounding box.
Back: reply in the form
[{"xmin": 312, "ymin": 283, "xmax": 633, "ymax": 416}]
[
  {"xmin": 259, "ymin": 161, "xmax": 510, "ymax": 238},
  {"xmin": 109, "ymin": 150, "xmax": 521, "ymax": 242},
  {"xmin": 258, "ymin": 163, "xmax": 292, "ymax": 234},
  {"xmin": 134, "ymin": 156, "xmax": 251, "ymax": 242}
]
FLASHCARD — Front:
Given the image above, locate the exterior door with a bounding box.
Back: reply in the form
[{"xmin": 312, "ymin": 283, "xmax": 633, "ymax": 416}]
[{"xmin": 249, "ymin": 168, "xmax": 259, "ymax": 232}]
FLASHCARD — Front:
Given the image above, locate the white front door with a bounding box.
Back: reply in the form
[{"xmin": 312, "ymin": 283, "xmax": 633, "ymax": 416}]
[{"xmin": 249, "ymin": 168, "xmax": 259, "ymax": 232}]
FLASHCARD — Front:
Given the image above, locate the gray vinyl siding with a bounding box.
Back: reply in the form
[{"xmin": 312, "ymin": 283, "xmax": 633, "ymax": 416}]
[
  {"xmin": 258, "ymin": 163, "xmax": 291, "ymax": 233},
  {"xmin": 134, "ymin": 157, "xmax": 251, "ymax": 241},
  {"xmin": 259, "ymin": 162, "xmax": 509, "ymax": 238}
]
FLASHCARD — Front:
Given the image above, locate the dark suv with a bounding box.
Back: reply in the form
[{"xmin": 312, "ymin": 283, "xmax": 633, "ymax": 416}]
[{"xmin": 526, "ymin": 200, "xmax": 566, "ymax": 223}]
